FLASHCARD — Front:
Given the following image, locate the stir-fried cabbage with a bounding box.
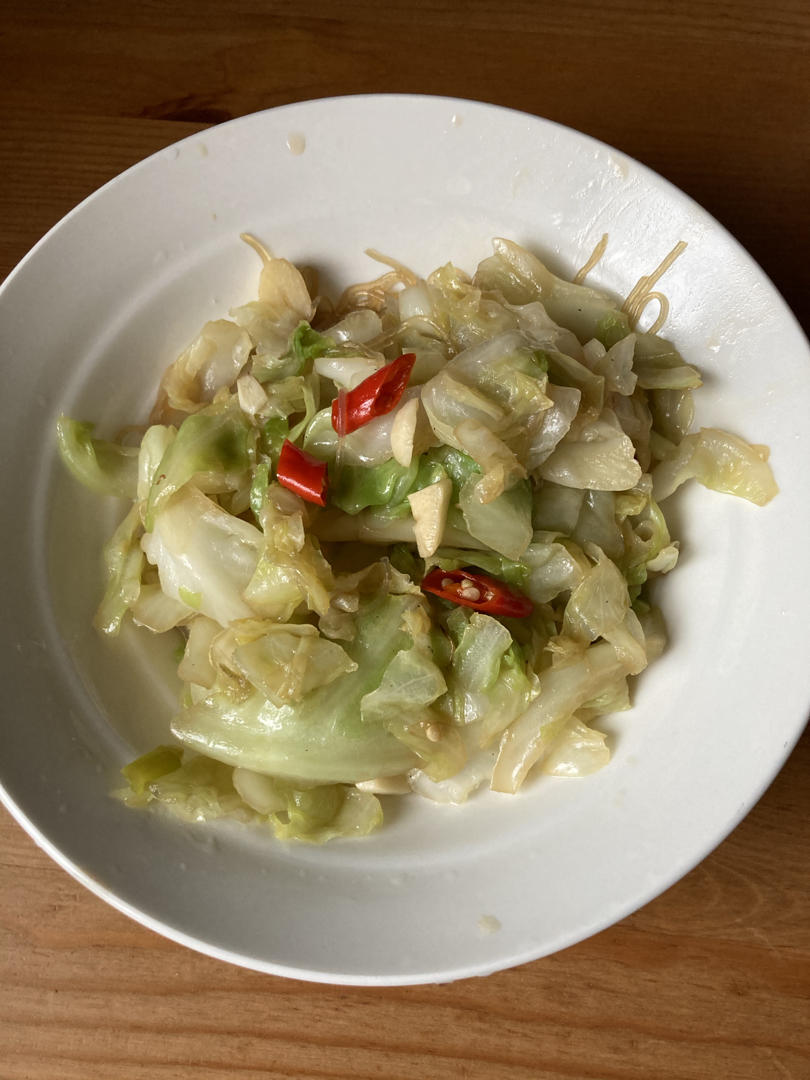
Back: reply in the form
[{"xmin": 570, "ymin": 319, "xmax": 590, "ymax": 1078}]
[
  {"xmin": 56, "ymin": 417, "xmax": 139, "ymax": 499},
  {"xmin": 57, "ymin": 235, "xmax": 777, "ymax": 843}
]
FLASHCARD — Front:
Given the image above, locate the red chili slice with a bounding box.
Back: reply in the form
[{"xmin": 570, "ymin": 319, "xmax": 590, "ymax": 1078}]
[
  {"xmin": 276, "ymin": 439, "xmax": 328, "ymax": 506},
  {"xmin": 331, "ymin": 352, "xmax": 416, "ymax": 436},
  {"xmin": 421, "ymin": 567, "xmax": 533, "ymax": 618}
]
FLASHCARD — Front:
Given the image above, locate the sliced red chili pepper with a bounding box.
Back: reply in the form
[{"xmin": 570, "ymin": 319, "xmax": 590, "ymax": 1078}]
[
  {"xmin": 421, "ymin": 567, "xmax": 533, "ymax": 618},
  {"xmin": 276, "ymin": 439, "xmax": 328, "ymax": 506},
  {"xmin": 331, "ymin": 352, "xmax": 416, "ymax": 436}
]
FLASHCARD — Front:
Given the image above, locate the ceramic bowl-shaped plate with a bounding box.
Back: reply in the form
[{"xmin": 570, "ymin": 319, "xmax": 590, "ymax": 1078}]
[{"xmin": 1, "ymin": 95, "xmax": 808, "ymax": 984}]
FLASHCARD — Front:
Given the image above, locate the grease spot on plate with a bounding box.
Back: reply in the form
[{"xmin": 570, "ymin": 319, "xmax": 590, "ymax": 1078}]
[
  {"xmin": 511, "ymin": 167, "xmax": 530, "ymax": 196},
  {"xmin": 447, "ymin": 175, "xmax": 472, "ymax": 197},
  {"xmin": 607, "ymin": 154, "xmax": 630, "ymax": 180},
  {"xmin": 286, "ymin": 132, "xmax": 306, "ymax": 156},
  {"xmin": 451, "ymin": 113, "xmax": 463, "ymax": 126},
  {"xmin": 478, "ymin": 914, "xmax": 501, "ymax": 935}
]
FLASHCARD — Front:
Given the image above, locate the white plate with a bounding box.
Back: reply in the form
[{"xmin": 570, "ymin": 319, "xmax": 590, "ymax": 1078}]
[{"xmin": 1, "ymin": 95, "xmax": 808, "ymax": 985}]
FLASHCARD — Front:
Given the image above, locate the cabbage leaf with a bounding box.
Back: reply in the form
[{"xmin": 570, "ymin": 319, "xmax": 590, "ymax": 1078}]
[
  {"xmin": 652, "ymin": 427, "xmax": 778, "ymax": 506},
  {"xmin": 56, "ymin": 417, "xmax": 139, "ymax": 499}
]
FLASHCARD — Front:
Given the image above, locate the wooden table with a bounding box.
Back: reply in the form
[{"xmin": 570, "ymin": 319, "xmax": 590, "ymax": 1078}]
[{"xmin": 1, "ymin": 4, "xmax": 808, "ymax": 1077}]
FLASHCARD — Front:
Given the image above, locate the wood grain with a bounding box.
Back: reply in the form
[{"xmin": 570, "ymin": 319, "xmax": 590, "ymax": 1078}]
[
  {"xmin": 1, "ymin": 1, "xmax": 808, "ymax": 326},
  {"xmin": 1, "ymin": 3, "xmax": 808, "ymax": 1077}
]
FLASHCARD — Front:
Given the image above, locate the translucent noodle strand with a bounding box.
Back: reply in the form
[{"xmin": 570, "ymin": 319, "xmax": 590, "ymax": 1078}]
[
  {"xmin": 622, "ymin": 241, "xmax": 688, "ymax": 331},
  {"xmin": 573, "ymin": 233, "xmax": 609, "ymax": 284}
]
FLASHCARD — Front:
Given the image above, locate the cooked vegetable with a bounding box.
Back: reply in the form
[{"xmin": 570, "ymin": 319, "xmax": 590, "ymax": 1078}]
[
  {"xmin": 331, "ymin": 352, "xmax": 416, "ymax": 436},
  {"xmin": 652, "ymin": 427, "xmax": 778, "ymax": 506},
  {"xmin": 421, "ymin": 567, "xmax": 533, "ymax": 618},
  {"xmin": 56, "ymin": 417, "xmax": 139, "ymax": 498},
  {"xmin": 57, "ymin": 235, "xmax": 777, "ymax": 843},
  {"xmin": 276, "ymin": 439, "xmax": 328, "ymax": 506},
  {"xmin": 408, "ymin": 476, "xmax": 452, "ymax": 557}
]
